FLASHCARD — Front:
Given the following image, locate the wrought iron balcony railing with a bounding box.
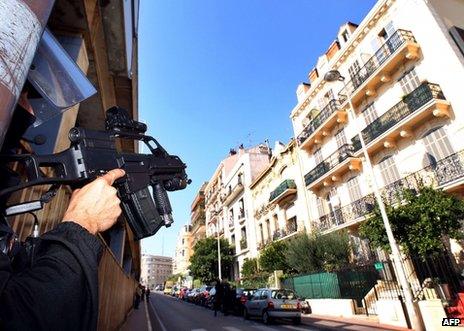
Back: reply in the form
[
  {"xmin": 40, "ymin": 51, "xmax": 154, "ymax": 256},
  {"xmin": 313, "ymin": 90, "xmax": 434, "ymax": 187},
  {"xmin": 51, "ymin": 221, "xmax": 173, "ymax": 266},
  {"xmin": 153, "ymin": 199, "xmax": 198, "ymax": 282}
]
[
  {"xmin": 341, "ymin": 29, "xmax": 417, "ymax": 98},
  {"xmin": 269, "ymin": 179, "xmax": 296, "ymax": 202},
  {"xmin": 352, "ymin": 82, "xmax": 446, "ymax": 151},
  {"xmin": 240, "ymin": 238, "xmax": 248, "ymax": 250},
  {"xmin": 304, "ymin": 144, "xmax": 355, "ymax": 186},
  {"xmin": 272, "ymin": 228, "xmax": 287, "ymax": 240},
  {"xmin": 314, "ymin": 149, "xmax": 464, "ymax": 231},
  {"xmin": 286, "ymin": 220, "xmax": 298, "ymax": 234},
  {"xmin": 297, "ymin": 99, "xmax": 343, "ymax": 145}
]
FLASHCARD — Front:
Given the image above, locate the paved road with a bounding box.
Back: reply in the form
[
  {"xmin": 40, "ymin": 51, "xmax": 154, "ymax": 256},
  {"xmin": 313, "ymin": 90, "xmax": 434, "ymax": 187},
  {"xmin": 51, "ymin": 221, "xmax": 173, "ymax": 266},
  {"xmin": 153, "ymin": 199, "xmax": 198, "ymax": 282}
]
[{"xmin": 147, "ymin": 293, "xmax": 395, "ymax": 331}]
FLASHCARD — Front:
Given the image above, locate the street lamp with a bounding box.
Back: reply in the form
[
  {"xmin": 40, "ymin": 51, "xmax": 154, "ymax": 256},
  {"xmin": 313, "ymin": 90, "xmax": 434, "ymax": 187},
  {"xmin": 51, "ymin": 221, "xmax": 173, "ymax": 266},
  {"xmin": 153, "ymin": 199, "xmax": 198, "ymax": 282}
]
[
  {"xmin": 215, "ymin": 222, "xmax": 222, "ymax": 281},
  {"xmin": 323, "ymin": 70, "xmax": 423, "ymax": 330}
]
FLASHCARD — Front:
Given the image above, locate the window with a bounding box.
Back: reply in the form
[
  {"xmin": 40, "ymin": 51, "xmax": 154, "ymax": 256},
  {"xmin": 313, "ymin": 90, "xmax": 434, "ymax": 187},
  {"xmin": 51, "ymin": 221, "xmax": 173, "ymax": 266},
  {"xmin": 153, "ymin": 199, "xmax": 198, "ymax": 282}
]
[
  {"xmin": 335, "ymin": 129, "xmax": 347, "ymax": 148},
  {"xmin": 260, "ymin": 290, "xmax": 269, "ymax": 300},
  {"xmin": 379, "ymin": 156, "xmax": 400, "ymax": 185},
  {"xmin": 423, "ymin": 127, "xmax": 453, "ymax": 161},
  {"xmin": 399, "ymin": 68, "xmax": 421, "ymax": 94},
  {"xmin": 259, "ymin": 224, "xmax": 264, "ymax": 242},
  {"xmin": 252, "ymin": 290, "xmax": 262, "ymax": 300},
  {"xmin": 316, "ymin": 197, "xmax": 326, "ymax": 217},
  {"xmin": 324, "ymin": 89, "xmax": 335, "ymax": 103},
  {"xmin": 348, "ymin": 60, "xmax": 361, "ymax": 82},
  {"xmin": 347, "ymin": 176, "xmax": 362, "ymax": 202},
  {"xmin": 241, "ymin": 227, "xmax": 246, "ymax": 240},
  {"xmin": 265, "ymin": 219, "xmax": 271, "ymax": 239},
  {"xmin": 231, "ymin": 234, "xmax": 235, "ymax": 246},
  {"xmin": 314, "ymin": 148, "xmax": 323, "ymax": 164},
  {"xmin": 362, "ymin": 103, "xmax": 378, "ymax": 126},
  {"xmin": 341, "ymin": 30, "xmax": 349, "ymax": 43}
]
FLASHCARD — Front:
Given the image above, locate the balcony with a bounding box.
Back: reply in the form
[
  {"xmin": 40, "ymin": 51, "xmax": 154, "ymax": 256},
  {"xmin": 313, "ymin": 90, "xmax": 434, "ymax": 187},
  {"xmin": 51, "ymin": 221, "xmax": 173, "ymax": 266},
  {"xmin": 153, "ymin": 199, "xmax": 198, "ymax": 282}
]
[
  {"xmin": 223, "ymin": 180, "xmax": 244, "ymax": 206},
  {"xmin": 269, "ymin": 179, "xmax": 297, "ymax": 205},
  {"xmin": 313, "ymin": 149, "xmax": 464, "ymax": 232},
  {"xmin": 191, "ymin": 208, "xmax": 205, "ymax": 223},
  {"xmin": 297, "ymin": 99, "xmax": 348, "ymax": 151},
  {"xmin": 352, "ymin": 82, "xmax": 450, "ymax": 155},
  {"xmin": 341, "ymin": 29, "xmax": 420, "ymax": 108},
  {"xmin": 304, "ymin": 144, "xmax": 362, "ymax": 192}
]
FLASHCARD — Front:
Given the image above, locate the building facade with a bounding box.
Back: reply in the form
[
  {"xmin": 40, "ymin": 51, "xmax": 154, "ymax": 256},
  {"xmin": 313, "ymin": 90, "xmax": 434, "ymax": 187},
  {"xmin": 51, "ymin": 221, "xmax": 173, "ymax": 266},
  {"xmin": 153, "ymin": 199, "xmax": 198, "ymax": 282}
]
[
  {"xmin": 141, "ymin": 254, "xmax": 173, "ymax": 290},
  {"xmin": 250, "ymin": 140, "xmax": 311, "ymax": 252},
  {"xmin": 291, "ymin": 0, "xmax": 464, "ymax": 260},
  {"xmin": 173, "ymin": 224, "xmax": 193, "ymax": 275},
  {"xmin": 190, "ymin": 182, "xmax": 207, "ymax": 247},
  {"xmin": 205, "ymin": 145, "xmax": 270, "ymax": 279}
]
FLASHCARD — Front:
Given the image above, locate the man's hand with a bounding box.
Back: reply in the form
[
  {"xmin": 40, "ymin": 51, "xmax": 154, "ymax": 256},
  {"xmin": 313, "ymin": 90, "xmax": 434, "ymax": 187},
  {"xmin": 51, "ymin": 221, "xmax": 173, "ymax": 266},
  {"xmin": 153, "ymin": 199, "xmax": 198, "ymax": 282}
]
[{"xmin": 63, "ymin": 169, "xmax": 125, "ymax": 235}]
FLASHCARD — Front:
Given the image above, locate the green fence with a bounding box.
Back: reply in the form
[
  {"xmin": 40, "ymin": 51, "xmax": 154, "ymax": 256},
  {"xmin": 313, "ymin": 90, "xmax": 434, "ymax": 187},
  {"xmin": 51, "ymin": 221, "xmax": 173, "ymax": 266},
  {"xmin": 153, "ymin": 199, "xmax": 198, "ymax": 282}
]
[{"xmin": 282, "ymin": 265, "xmax": 379, "ymax": 306}]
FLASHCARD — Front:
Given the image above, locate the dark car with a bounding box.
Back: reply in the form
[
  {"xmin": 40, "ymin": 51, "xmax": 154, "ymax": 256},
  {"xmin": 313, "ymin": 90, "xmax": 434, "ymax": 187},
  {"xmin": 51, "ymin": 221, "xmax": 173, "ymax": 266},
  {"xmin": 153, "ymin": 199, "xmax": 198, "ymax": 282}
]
[{"xmin": 234, "ymin": 288, "xmax": 257, "ymax": 315}]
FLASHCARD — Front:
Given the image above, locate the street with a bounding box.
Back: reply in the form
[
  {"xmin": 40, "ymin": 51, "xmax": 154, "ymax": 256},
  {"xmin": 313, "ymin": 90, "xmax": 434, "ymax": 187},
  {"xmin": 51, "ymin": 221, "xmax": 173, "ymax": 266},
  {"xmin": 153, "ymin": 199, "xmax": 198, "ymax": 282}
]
[{"xmin": 147, "ymin": 293, "xmax": 396, "ymax": 331}]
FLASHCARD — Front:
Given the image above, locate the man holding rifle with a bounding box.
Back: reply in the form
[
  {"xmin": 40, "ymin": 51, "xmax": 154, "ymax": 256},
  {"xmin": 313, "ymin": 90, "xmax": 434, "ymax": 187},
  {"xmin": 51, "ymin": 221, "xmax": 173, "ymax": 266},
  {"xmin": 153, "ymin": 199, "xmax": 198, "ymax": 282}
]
[{"xmin": 0, "ymin": 167, "xmax": 125, "ymax": 330}]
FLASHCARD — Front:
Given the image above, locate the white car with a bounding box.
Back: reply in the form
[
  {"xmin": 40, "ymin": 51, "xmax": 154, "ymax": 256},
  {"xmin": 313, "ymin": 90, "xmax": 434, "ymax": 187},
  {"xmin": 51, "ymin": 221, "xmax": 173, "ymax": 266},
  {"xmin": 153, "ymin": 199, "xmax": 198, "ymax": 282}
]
[{"xmin": 243, "ymin": 288, "xmax": 301, "ymax": 325}]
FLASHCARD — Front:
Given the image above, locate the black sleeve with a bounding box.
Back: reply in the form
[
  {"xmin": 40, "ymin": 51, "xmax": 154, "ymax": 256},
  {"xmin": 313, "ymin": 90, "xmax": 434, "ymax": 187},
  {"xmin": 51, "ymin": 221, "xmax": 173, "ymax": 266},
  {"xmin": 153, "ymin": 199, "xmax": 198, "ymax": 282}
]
[{"xmin": 0, "ymin": 222, "xmax": 102, "ymax": 331}]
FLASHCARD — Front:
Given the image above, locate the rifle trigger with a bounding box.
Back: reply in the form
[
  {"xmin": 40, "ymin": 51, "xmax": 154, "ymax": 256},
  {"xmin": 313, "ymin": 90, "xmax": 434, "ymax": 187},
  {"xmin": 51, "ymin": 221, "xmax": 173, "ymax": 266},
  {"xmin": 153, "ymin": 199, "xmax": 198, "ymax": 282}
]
[{"xmin": 40, "ymin": 184, "xmax": 60, "ymax": 204}]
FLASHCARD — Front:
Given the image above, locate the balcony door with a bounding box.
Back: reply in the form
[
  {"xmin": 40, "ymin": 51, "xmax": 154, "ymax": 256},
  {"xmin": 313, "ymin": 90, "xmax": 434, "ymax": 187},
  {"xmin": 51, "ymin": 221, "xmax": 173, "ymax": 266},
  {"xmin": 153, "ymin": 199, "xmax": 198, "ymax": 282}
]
[
  {"xmin": 372, "ymin": 21, "xmax": 396, "ymax": 64},
  {"xmin": 379, "ymin": 156, "xmax": 401, "ymax": 201},
  {"xmin": 327, "ymin": 188, "xmax": 342, "ymax": 226},
  {"xmin": 422, "ymin": 127, "xmax": 457, "ymax": 185}
]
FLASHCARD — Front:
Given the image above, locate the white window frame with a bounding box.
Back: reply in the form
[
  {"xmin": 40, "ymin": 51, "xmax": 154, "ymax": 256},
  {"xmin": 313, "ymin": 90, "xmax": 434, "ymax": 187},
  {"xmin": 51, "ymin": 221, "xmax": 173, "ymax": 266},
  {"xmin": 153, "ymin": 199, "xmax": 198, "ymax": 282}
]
[
  {"xmin": 399, "ymin": 68, "xmax": 421, "ymax": 94},
  {"xmin": 423, "ymin": 127, "xmax": 454, "ymax": 161}
]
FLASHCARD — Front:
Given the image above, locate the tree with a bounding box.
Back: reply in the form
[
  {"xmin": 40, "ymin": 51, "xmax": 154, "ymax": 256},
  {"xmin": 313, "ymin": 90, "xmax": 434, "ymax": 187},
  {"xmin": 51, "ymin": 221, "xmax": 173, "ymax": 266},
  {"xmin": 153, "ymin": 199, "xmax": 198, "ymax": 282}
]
[
  {"xmin": 259, "ymin": 240, "xmax": 290, "ymax": 273},
  {"xmin": 359, "ymin": 186, "xmax": 464, "ymax": 257},
  {"xmin": 189, "ymin": 237, "xmax": 234, "ymax": 283},
  {"xmin": 241, "ymin": 258, "xmax": 269, "ymax": 288},
  {"xmin": 241, "ymin": 258, "xmax": 258, "ymax": 278},
  {"xmin": 285, "ymin": 231, "xmax": 351, "ymax": 274}
]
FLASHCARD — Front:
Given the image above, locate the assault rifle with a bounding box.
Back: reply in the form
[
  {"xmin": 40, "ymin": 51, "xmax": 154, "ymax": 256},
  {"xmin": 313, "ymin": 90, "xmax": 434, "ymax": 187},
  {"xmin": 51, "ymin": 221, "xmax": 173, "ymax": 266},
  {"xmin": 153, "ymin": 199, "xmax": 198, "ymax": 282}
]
[{"xmin": 0, "ymin": 107, "xmax": 190, "ymax": 240}]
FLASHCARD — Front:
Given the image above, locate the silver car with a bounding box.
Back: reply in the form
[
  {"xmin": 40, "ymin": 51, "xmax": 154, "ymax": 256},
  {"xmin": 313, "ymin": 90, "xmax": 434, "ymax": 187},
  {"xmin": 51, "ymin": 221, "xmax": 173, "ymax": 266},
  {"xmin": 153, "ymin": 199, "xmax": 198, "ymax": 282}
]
[{"xmin": 243, "ymin": 288, "xmax": 301, "ymax": 325}]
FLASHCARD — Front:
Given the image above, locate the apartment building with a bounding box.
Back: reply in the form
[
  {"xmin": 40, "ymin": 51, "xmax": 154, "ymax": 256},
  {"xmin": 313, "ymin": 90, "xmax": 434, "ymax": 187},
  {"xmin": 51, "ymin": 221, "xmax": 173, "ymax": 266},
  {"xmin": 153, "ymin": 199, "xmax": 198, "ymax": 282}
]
[
  {"xmin": 141, "ymin": 254, "xmax": 173, "ymax": 290},
  {"xmin": 190, "ymin": 182, "xmax": 208, "ymax": 247},
  {"xmin": 291, "ymin": 0, "xmax": 464, "ymax": 260},
  {"xmin": 205, "ymin": 145, "xmax": 270, "ymax": 279},
  {"xmin": 250, "ymin": 140, "xmax": 311, "ymax": 251},
  {"xmin": 173, "ymin": 225, "xmax": 193, "ymax": 275}
]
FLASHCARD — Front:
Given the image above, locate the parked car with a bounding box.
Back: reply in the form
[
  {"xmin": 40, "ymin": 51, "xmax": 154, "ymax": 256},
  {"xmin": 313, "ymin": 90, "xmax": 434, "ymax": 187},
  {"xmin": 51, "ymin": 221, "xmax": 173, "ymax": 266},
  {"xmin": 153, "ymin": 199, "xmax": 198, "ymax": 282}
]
[
  {"xmin": 205, "ymin": 286, "xmax": 216, "ymax": 309},
  {"xmin": 234, "ymin": 288, "xmax": 257, "ymax": 315},
  {"xmin": 164, "ymin": 281, "xmax": 174, "ymax": 295},
  {"xmin": 154, "ymin": 284, "xmax": 164, "ymax": 291},
  {"xmin": 197, "ymin": 285, "xmax": 213, "ymax": 306},
  {"xmin": 300, "ymin": 299, "xmax": 311, "ymax": 314},
  {"xmin": 178, "ymin": 287, "xmax": 189, "ymax": 300},
  {"xmin": 243, "ymin": 288, "xmax": 301, "ymax": 325},
  {"xmin": 170, "ymin": 285, "xmax": 179, "ymax": 296},
  {"xmin": 187, "ymin": 288, "xmax": 200, "ymax": 302}
]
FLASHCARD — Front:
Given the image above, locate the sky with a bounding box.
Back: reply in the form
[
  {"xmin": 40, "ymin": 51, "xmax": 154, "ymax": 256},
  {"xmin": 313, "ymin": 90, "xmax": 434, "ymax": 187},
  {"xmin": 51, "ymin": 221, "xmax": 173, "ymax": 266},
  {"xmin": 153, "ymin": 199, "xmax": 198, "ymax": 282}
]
[{"xmin": 138, "ymin": 0, "xmax": 377, "ymax": 257}]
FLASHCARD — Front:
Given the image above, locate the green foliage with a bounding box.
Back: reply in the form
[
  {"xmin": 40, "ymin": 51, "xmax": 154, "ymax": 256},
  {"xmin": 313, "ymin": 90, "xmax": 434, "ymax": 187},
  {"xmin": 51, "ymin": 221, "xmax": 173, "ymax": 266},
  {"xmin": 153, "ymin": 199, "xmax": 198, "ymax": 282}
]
[
  {"xmin": 285, "ymin": 231, "xmax": 351, "ymax": 274},
  {"xmin": 259, "ymin": 240, "xmax": 290, "ymax": 273},
  {"xmin": 241, "ymin": 257, "xmax": 269, "ymax": 288},
  {"xmin": 241, "ymin": 258, "xmax": 258, "ymax": 278},
  {"xmin": 166, "ymin": 273, "xmax": 184, "ymax": 282},
  {"xmin": 360, "ymin": 186, "xmax": 464, "ymax": 257},
  {"xmin": 189, "ymin": 237, "xmax": 234, "ymax": 283},
  {"xmin": 241, "ymin": 272, "xmax": 269, "ymax": 288}
]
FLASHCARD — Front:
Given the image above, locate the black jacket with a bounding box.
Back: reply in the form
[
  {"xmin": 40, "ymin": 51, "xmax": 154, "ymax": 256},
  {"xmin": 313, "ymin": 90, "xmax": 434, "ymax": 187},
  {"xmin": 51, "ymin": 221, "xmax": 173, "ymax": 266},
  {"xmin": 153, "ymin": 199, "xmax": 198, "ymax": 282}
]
[{"xmin": 0, "ymin": 222, "xmax": 102, "ymax": 331}]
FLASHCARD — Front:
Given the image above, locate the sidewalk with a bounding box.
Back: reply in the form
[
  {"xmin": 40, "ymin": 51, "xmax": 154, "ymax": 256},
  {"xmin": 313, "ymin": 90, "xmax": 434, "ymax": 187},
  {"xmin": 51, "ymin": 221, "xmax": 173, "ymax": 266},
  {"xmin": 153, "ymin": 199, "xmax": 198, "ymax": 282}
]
[
  {"xmin": 120, "ymin": 300, "xmax": 151, "ymax": 331},
  {"xmin": 302, "ymin": 314, "xmax": 411, "ymax": 331}
]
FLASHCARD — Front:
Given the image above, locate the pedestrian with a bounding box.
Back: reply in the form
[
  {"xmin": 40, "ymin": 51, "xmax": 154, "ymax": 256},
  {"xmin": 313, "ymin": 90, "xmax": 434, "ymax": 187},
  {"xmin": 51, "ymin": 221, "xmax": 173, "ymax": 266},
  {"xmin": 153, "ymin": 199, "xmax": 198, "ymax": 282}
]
[
  {"xmin": 146, "ymin": 288, "xmax": 151, "ymax": 301},
  {"xmin": 134, "ymin": 285, "xmax": 142, "ymax": 309},
  {"xmin": 213, "ymin": 279, "xmax": 223, "ymax": 317},
  {"xmin": 222, "ymin": 280, "xmax": 231, "ymax": 316},
  {"xmin": 141, "ymin": 286, "xmax": 146, "ymax": 301}
]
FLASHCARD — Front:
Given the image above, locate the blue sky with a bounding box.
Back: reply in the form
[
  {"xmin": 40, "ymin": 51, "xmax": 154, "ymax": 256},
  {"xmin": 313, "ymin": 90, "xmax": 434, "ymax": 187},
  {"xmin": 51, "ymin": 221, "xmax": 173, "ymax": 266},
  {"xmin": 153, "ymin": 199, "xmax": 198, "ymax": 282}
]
[{"xmin": 138, "ymin": 0, "xmax": 377, "ymax": 257}]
